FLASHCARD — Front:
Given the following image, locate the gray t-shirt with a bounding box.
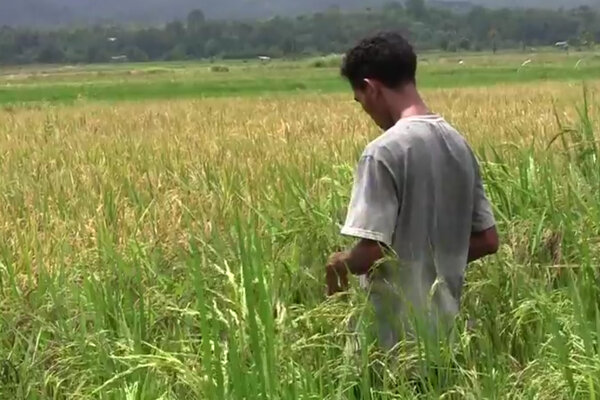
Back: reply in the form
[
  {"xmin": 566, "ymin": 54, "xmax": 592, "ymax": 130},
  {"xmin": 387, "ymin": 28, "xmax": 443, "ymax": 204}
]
[{"xmin": 341, "ymin": 114, "xmax": 495, "ymax": 348}]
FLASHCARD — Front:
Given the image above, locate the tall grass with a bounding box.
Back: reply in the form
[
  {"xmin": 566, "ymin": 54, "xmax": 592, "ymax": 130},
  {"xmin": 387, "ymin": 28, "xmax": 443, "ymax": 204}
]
[{"xmin": 0, "ymin": 82, "xmax": 599, "ymax": 399}]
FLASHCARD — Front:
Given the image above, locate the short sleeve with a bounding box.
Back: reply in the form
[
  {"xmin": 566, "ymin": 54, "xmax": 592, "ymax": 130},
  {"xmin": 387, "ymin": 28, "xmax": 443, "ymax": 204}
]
[
  {"xmin": 341, "ymin": 155, "xmax": 400, "ymax": 246},
  {"xmin": 472, "ymin": 159, "xmax": 496, "ymax": 232}
]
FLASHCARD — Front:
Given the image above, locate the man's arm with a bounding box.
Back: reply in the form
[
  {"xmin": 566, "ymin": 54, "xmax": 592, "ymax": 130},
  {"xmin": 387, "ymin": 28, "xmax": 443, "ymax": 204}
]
[
  {"xmin": 334, "ymin": 239, "xmax": 386, "ymax": 275},
  {"xmin": 326, "ymin": 152, "xmax": 400, "ymax": 296},
  {"xmin": 468, "ymin": 226, "xmax": 499, "ymax": 263},
  {"xmin": 326, "ymin": 239, "xmax": 385, "ymax": 295},
  {"xmin": 469, "ymin": 152, "xmax": 498, "ymax": 263}
]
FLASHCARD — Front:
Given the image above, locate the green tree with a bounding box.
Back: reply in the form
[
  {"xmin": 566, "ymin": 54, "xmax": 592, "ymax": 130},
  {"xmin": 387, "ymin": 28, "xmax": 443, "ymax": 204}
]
[
  {"xmin": 166, "ymin": 21, "xmax": 185, "ymax": 41},
  {"xmin": 0, "ymin": 27, "xmax": 16, "ymax": 62},
  {"xmin": 406, "ymin": 0, "xmax": 427, "ymax": 20},
  {"xmin": 0, "ymin": 2, "xmax": 599, "ymax": 65},
  {"xmin": 459, "ymin": 37, "xmax": 471, "ymax": 50},
  {"xmin": 580, "ymin": 30, "xmax": 595, "ymax": 49},
  {"xmin": 125, "ymin": 46, "xmax": 149, "ymax": 62},
  {"xmin": 204, "ymin": 38, "xmax": 220, "ymax": 57},
  {"xmin": 86, "ymin": 46, "xmax": 110, "ymax": 63},
  {"xmin": 164, "ymin": 44, "xmax": 187, "ymax": 61},
  {"xmin": 489, "ymin": 28, "xmax": 498, "ymax": 54},
  {"xmin": 37, "ymin": 42, "xmax": 65, "ymax": 63},
  {"xmin": 187, "ymin": 9, "xmax": 206, "ymax": 34},
  {"xmin": 439, "ymin": 37, "xmax": 450, "ymax": 51}
]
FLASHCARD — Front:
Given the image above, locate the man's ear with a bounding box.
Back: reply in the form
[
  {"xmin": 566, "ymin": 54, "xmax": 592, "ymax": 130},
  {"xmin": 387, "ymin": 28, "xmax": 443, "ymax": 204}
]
[
  {"xmin": 363, "ymin": 78, "xmax": 375, "ymax": 92},
  {"xmin": 363, "ymin": 78, "xmax": 382, "ymax": 97}
]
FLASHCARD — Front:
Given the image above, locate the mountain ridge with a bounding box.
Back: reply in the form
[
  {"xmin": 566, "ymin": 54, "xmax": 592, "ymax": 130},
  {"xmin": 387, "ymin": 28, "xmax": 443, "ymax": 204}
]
[{"xmin": 0, "ymin": 0, "xmax": 595, "ymax": 27}]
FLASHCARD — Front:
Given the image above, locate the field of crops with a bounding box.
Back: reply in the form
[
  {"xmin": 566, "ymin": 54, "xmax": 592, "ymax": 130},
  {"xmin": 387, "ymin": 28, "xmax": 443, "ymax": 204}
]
[
  {"xmin": 1, "ymin": 50, "xmax": 600, "ymax": 104},
  {"xmin": 1, "ymin": 52, "xmax": 600, "ymax": 399}
]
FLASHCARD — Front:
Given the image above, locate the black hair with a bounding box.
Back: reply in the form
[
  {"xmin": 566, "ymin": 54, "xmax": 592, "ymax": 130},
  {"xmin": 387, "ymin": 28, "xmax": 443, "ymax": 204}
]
[{"xmin": 341, "ymin": 31, "xmax": 417, "ymax": 89}]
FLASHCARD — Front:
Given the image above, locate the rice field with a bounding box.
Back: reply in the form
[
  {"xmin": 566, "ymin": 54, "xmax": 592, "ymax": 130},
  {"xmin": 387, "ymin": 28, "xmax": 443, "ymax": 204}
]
[
  {"xmin": 1, "ymin": 50, "xmax": 600, "ymax": 104},
  {"xmin": 1, "ymin": 55, "xmax": 600, "ymax": 399}
]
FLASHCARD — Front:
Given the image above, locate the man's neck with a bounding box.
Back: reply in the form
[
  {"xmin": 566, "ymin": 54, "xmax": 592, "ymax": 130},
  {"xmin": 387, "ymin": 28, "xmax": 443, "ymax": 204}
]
[
  {"xmin": 386, "ymin": 85, "xmax": 431, "ymax": 123},
  {"xmin": 398, "ymin": 103, "xmax": 432, "ymax": 120}
]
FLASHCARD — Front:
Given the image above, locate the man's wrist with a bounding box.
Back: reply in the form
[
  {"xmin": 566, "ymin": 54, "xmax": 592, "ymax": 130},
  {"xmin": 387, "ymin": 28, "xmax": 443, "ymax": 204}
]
[
  {"xmin": 339, "ymin": 251, "xmax": 352, "ymax": 269},
  {"xmin": 328, "ymin": 251, "xmax": 351, "ymax": 273}
]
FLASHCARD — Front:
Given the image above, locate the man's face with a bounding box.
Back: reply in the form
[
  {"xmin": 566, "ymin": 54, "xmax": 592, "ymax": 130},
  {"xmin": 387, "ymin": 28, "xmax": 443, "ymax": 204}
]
[{"xmin": 353, "ymin": 81, "xmax": 394, "ymax": 130}]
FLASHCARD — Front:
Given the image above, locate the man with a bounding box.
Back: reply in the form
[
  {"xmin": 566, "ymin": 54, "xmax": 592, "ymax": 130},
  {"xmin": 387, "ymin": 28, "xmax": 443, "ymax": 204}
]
[{"xmin": 326, "ymin": 32, "xmax": 499, "ymax": 349}]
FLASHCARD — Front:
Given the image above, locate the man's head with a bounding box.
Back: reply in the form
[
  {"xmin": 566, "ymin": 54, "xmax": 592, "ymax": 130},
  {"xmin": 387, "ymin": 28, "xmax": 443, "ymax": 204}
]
[{"xmin": 341, "ymin": 32, "xmax": 418, "ymax": 130}]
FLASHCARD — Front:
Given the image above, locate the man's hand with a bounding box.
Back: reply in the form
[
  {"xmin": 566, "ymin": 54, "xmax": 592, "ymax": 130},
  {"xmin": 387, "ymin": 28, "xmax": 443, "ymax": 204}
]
[
  {"xmin": 326, "ymin": 252, "xmax": 350, "ymax": 296},
  {"xmin": 468, "ymin": 226, "xmax": 499, "ymax": 263},
  {"xmin": 325, "ymin": 240, "xmax": 387, "ymax": 296}
]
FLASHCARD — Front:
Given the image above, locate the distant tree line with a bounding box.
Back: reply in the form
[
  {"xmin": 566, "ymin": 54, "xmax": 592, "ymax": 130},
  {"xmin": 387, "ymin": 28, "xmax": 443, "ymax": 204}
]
[{"xmin": 0, "ymin": 1, "xmax": 598, "ymax": 65}]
